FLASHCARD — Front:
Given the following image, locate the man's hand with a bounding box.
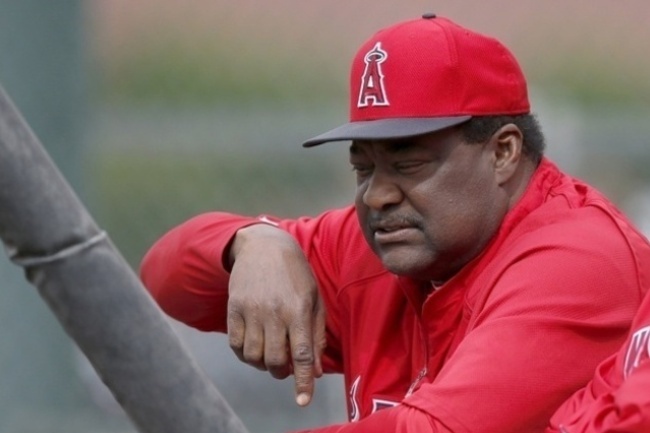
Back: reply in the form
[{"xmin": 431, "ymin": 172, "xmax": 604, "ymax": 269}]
[{"xmin": 227, "ymin": 223, "xmax": 327, "ymax": 407}]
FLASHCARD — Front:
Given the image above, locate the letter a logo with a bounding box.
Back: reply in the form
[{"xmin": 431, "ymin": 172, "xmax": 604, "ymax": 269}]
[{"xmin": 357, "ymin": 42, "xmax": 389, "ymax": 108}]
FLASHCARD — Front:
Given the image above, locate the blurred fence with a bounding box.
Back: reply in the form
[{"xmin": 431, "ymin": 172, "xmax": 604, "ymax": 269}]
[{"xmin": 1, "ymin": 1, "xmax": 650, "ymax": 432}]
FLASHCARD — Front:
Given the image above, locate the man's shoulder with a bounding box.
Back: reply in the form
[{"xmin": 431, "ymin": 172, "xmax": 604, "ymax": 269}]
[
  {"xmin": 513, "ymin": 161, "xmax": 647, "ymax": 253},
  {"xmin": 520, "ymin": 188, "xmax": 648, "ymax": 256}
]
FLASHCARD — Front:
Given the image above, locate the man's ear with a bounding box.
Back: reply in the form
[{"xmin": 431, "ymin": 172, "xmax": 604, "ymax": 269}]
[{"xmin": 490, "ymin": 124, "xmax": 524, "ymax": 186}]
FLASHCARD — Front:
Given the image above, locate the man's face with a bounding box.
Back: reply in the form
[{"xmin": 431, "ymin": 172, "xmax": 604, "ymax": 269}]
[{"xmin": 350, "ymin": 128, "xmax": 507, "ymax": 282}]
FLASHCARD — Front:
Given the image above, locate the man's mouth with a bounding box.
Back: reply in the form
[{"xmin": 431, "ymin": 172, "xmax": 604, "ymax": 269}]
[{"xmin": 371, "ymin": 221, "xmax": 420, "ymax": 244}]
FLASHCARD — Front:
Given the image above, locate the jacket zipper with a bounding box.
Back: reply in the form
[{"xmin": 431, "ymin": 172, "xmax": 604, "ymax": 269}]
[
  {"xmin": 405, "ymin": 365, "xmax": 428, "ymax": 396},
  {"xmin": 406, "ymin": 314, "xmax": 429, "ymax": 397}
]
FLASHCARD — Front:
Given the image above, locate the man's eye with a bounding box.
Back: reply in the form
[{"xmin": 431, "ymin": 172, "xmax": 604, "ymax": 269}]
[
  {"xmin": 351, "ymin": 165, "xmax": 372, "ymax": 176},
  {"xmin": 395, "ymin": 161, "xmax": 424, "ymax": 173}
]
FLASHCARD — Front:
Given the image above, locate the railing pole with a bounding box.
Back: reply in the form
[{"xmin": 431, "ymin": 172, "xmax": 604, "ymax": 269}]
[{"xmin": 0, "ymin": 84, "xmax": 249, "ymax": 433}]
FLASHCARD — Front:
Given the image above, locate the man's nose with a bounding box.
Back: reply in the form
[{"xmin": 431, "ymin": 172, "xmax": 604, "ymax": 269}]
[{"xmin": 361, "ymin": 173, "xmax": 403, "ymax": 210}]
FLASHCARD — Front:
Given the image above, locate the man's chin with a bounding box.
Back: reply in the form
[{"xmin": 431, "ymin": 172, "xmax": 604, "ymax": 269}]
[{"xmin": 378, "ymin": 252, "xmax": 434, "ymax": 280}]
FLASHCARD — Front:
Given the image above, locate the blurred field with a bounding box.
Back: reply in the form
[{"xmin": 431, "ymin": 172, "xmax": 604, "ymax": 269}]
[{"xmin": 87, "ymin": 1, "xmax": 650, "ymax": 106}]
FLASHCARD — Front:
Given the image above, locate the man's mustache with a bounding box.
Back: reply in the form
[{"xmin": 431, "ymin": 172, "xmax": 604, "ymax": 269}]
[{"xmin": 367, "ymin": 213, "xmax": 423, "ymax": 231}]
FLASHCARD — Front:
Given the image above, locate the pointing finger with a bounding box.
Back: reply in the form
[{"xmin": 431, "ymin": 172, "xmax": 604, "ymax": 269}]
[
  {"xmin": 289, "ymin": 323, "xmax": 315, "ymax": 406},
  {"xmin": 312, "ymin": 298, "xmax": 327, "ymax": 378}
]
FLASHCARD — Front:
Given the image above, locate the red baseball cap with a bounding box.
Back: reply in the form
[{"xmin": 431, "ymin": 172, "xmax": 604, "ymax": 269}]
[{"xmin": 302, "ymin": 14, "xmax": 530, "ymax": 147}]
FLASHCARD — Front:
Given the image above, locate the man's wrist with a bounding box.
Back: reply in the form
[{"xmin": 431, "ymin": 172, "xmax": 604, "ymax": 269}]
[{"xmin": 228, "ymin": 223, "xmax": 282, "ymax": 269}]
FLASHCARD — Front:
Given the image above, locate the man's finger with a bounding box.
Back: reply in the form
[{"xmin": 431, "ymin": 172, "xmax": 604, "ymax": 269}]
[
  {"xmin": 312, "ymin": 302, "xmax": 327, "ymax": 377},
  {"xmin": 312, "ymin": 298, "xmax": 327, "ymax": 378},
  {"xmin": 289, "ymin": 324, "xmax": 316, "ymax": 406},
  {"xmin": 227, "ymin": 310, "xmax": 246, "ymax": 362},
  {"xmin": 242, "ymin": 320, "xmax": 266, "ymax": 371},
  {"xmin": 264, "ymin": 321, "xmax": 291, "ymax": 379}
]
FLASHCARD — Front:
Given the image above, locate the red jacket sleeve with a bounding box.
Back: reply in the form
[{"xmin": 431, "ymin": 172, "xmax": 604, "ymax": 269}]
[
  {"xmin": 293, "ymin": 361, "xmax": 650, "ymax": 433},
  {"xmin": 290, "ymin": 404, "xmax": 437, "ymax": 433},
  {"xmin": 140, "ymin": 212, "xmax": 259, "ymax": 332}
]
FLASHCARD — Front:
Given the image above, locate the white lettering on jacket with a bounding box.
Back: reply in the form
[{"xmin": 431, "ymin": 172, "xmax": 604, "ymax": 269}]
[{"xmin": 624, "ymin": 325, "xmax": 650, "ymax": 378}]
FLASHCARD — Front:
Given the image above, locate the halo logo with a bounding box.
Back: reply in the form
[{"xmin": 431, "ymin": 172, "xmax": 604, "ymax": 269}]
[
  {"xmin": 357, "ymin": 42, "xmax": 390, "ymax": 108},
  {"xmin": 348, "ymin": 375, "xmax": 361, "ymax": 422}
]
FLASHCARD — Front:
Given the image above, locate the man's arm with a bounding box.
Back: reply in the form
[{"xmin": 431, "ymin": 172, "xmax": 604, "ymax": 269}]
[
  {"xmin": 140, "ymin": 209, "xmax": 351, "ymax": 406},
  {"xmin": 290, "ymin": 356, "xmax": 650, "ymax": 433},
  {"xmin": 140, "ymin": 212, "xmax": 257, "ymax": 332},
  {"xmin": 290, "ymin": 404, "xmax": 436, "ymax": 433}
]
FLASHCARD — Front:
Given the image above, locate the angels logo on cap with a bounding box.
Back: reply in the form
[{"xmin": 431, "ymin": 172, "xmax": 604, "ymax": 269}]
[
  {"xmin": 302, "ymin": 15, "xmax": 530, "ymax": 147},
  {"xmin": 357, "ymin": 42, "xmax": 390, "ymax": 108}
]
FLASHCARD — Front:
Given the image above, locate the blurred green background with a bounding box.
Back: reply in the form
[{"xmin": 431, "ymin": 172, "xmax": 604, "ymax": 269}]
[
  {"xmin": 90, "ymin": 0, "xmax": 650, "ymax": 266},
  {"xmin": 0, "ymin": 1, "xmax": 649, "ymax": 432}
]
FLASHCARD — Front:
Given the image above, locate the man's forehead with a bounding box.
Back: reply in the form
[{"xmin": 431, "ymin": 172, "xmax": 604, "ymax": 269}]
[{"xmin": 349, "ymin": 138, "xmax": 427, "ymax": 155}]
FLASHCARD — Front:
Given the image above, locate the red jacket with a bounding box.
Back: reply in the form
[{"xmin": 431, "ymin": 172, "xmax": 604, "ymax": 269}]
[
  {"xmin": 140, "ymin": 159, "xmax": 650, "ymax": 433},
  {"xmin": 547, "ymin": 290, "xmax": 650, "ymax": 433}
]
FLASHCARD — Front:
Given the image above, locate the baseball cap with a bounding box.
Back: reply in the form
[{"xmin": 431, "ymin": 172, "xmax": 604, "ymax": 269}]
[{"xmin": 302, "ymin": 13, "xmax": 530, "ymax": 147}]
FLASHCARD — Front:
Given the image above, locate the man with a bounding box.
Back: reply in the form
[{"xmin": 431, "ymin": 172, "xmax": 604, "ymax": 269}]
[
  {"xmin": 546, "ymin": 291, "xmax": 650, "ymax": 433},
  {"xmin": 140, "ymin": 14, "xmax": 650, "ymax": 432}
]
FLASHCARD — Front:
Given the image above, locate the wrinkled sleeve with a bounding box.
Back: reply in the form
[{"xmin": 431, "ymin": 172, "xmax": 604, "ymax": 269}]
[
  {"xmin": 290, "ymin": 404, "xmax": 437, "ymax": 433},
  {"xmin": 294, "ymin": 358, "xmax": 650, "ymax": 433},
  {"xmin": 140, "ymin": 212, "xmax": 258, "ymax": 332},
  {"xmin": 547, "ymin": 359, "xmax": 650, "ymax": 433},
  {"xmin": 576, "ymin": 359, "xmax": 650, "ymax": 433}
]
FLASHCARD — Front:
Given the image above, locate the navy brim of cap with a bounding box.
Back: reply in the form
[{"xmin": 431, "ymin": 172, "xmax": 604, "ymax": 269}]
[{"xmin": 302, "ymin": 116, "xmax": 472, "ymax": 147}]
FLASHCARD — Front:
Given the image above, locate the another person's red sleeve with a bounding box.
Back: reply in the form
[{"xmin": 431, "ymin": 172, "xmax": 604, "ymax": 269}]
[{"xmin": 546, "ymin": 358, "xmax": 650, "ymax": 433}]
